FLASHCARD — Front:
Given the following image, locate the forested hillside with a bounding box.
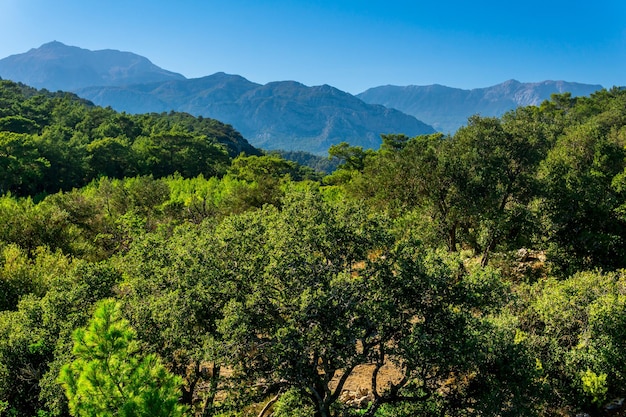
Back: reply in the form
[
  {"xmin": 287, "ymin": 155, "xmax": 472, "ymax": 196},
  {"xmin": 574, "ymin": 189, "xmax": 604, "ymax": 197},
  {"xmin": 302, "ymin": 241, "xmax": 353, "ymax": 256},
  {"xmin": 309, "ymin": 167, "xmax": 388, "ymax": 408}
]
[
  {"xmin": 1, "ymin": 83, "xmax": 626, "ymax": 417},
  {"xmin": 0, "ymin": 80, "xmax": 258, "ymax": 196},
  {"xmin": 76, "ymin": 74, "xmax": 436, "ymax": 154}
]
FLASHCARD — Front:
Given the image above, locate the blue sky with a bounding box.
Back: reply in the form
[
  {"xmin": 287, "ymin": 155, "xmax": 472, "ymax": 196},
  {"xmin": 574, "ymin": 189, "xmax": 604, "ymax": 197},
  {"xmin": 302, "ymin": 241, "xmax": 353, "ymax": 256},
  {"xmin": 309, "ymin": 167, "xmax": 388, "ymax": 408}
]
[{"xmin": 1, "ymin": 0, "xmax": 624, "ymax": 93}]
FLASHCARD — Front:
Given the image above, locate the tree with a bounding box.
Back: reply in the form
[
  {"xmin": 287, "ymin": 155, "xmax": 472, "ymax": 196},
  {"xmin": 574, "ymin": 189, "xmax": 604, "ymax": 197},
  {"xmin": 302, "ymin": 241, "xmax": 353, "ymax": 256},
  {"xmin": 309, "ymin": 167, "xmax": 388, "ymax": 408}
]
[
  {"xmin": 118, "ymin": 224, "xmax": 232, "ymax": 414},
  {"xmin": 215, "ymin": 187, "xmax": 539, "ymax": 417},
  {"xmin": 216, "ymin": 188, "xmax": 391, "ymax": 417},
  {"xmin": 58, "ymin": 299, "xmax": 188, "ymax": 417},
  {"xmin": 0, "ymin": 116, "xmax": 40, "ymax": 134},
  {"xmin": 353, "ymin": 248, "xmax": 543, "ymax": 417},
  {"xmin": 324, "ymin": 142, "xmax": 373, "ymax": 185},
  {"xmin": 0, "ymin": 132, "xmax": 49, "ymax": 195},
  {"xmin": 0, "ymin": 259, "xmax": 119, "ymax": 417},
  {"xmin": 516, "ymin": 269, "xmax": 626, "ymax": 413},
  {"xmin": 352, "ymin": 115, "xmax": 548, "ymax": 265},
  {"xmin": 328, "ymin": 141, "xmax": 369, "ymax": 172},
  {"xmin": 349, "ymin": 132, "xmax": 464, "ymax": 250},
  {"xmin": 452, "ymin": 115, "xmax": 545, "ymax": 265},
  {"xmin": 225, "ymin": 154, "xmax": 308, "ymax": 209},
  {"xmin": 539, "ymin": 111, "xmax": 626, "ymax": 273},
  {"xmin": 86, "ymin": 136, "xmax": 136, "ymax": 179},
  {"xmin": 132, "ymin": 131, "xmax": 229, "ymax": 179}
]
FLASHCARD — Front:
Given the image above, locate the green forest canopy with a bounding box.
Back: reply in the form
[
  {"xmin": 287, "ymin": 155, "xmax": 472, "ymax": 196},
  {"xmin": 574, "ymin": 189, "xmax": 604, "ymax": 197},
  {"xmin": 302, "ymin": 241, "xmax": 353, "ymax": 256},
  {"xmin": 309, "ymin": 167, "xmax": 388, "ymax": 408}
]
[
  {"xmin": 0, "ymin": 80, "xmax": 261, "ymax": 196},
  {"xmin": 1, "ymin": 79, "xmax": 626, "ymax": 417}
]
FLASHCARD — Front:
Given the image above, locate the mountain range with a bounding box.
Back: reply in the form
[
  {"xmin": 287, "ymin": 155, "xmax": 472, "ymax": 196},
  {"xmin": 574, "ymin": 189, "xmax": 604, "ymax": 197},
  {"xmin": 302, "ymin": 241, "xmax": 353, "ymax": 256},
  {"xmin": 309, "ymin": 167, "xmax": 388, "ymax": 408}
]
[
  {"xmin": 357, "ymin": 80, "xmax": 604, "ymax": 133},
  {"xmin": 0, "ymin": 42, "xmax": 606, "ymax": 153},
  {"xmin": 75, "ymin": 74, "xmax": 435, "ymax": 154}
]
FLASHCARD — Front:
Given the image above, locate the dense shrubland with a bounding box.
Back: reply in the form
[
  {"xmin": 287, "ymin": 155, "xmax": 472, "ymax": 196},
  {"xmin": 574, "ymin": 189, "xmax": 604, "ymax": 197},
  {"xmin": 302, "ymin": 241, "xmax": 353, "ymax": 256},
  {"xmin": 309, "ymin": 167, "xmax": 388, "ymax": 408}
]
[{"xmin": 1, "ymin": 80, "xmax": 626, "ymax": 417}]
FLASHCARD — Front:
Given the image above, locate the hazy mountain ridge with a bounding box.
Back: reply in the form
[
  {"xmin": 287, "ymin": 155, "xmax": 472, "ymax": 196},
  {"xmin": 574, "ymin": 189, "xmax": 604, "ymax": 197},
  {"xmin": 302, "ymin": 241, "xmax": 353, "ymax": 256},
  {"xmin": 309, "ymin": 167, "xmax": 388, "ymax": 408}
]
[
  {"xmin": 0, "ymin": 42, "xmax": 605, "ymax": 153},
  {"xmin": 0, "ymin": 41, "xmax": 185, "ymax": 91},
  {"xmin": 77, "ymin": 74, "xmax": 435, "ymax": 154},
  {"xmin": 357, "ymin": 79, "xmax": 604, "ymax": 133},
  {"xmin": 0, "ymin": 42, "xmax": 435, "ymax": 154}
]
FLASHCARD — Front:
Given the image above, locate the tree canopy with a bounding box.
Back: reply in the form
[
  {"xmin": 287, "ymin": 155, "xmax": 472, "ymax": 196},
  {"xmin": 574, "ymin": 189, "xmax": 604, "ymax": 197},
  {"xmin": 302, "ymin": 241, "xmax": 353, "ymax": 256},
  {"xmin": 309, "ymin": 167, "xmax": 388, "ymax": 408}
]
[{"xmin": 2, "ymin": 82, "xmax": 626, "ymax": 417}]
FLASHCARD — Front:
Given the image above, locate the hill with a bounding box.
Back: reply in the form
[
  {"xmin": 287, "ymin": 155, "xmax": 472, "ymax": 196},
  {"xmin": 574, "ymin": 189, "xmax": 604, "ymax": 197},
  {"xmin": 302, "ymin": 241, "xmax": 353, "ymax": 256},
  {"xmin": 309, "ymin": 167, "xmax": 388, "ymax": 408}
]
[
  {"xmin": 0, "ymin": 79, "xmax": 258, "ymax": 195},
  {"xmin": 357, "ymin": 79, "xmax": 603, "ymax": 133}
]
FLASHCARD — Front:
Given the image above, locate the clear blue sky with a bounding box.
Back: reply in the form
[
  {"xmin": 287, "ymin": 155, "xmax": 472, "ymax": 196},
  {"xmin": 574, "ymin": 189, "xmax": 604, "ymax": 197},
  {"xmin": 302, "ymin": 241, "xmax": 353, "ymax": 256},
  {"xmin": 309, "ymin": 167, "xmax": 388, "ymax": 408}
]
[{"xmin": 1, "ymin": 0, "xmax": 624, "ymax": 93}]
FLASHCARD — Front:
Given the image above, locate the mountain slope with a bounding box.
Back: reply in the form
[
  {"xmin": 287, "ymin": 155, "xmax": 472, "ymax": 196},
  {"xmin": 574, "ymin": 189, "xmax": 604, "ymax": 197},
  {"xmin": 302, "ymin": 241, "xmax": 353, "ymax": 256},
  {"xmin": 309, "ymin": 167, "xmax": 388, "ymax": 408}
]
[
  {"xmin": 0, "ymin": 42, "xmax": 435, "ymax": 154},
  {"xmin": 357, "ymin": 79, "xmax": 604, "ymax": 133},
  {"xmin": 77, "ymin": 74, "xmax": 436, "ymax": 154},
  {"xmin": 0, "ymin": 41, "xmax": 185, "ymax": 91}
]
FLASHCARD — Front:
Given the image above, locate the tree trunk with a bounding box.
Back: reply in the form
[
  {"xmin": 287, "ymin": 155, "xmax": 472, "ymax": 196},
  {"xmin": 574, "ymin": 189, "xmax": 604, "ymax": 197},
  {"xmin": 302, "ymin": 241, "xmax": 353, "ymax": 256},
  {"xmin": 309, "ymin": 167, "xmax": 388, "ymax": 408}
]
[
  {"xmin": 447, "ymin": 222, "xmax": 458, "ymax": 252},
  {"xmin": 181, "ymin": 361, "xmax": 200, "ymax": 405},
  {"xmin": 201, "ymin": 364, "xmax": 221, "ymax": 417}
]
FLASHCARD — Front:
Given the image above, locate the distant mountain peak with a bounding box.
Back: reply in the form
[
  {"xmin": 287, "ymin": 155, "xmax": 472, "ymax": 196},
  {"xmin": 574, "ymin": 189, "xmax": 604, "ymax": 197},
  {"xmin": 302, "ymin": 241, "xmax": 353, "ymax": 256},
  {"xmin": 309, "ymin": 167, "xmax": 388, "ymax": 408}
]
[
  {"xmin": 3, "ymin": 42, "xmax": 604, "ymax": 154},
  {"xmin": 24, "ymin": 41, "xmax": 80, "ymax": 59},
  {"xmin": 0, "ymin": 41, "xmax": 185, "ymax": 91},
  {"xmin": 8, "ymin": 42, "xmax": 433, "ymax": 154},
  {"xmin": 40, "ymin": 40, "xmax": 65, "ymax": 48},
  {"xmin": 358, "ymin": 80, "xmax": 603, "ymax": 133}
]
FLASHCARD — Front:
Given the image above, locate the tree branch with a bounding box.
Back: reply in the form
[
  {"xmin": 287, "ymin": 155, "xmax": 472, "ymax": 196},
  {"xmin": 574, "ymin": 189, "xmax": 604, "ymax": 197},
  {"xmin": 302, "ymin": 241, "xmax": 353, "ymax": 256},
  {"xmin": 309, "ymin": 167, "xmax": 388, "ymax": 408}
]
[{"xmin": 257, "ymin": 392, "xmax": 281, "ymax": 417}]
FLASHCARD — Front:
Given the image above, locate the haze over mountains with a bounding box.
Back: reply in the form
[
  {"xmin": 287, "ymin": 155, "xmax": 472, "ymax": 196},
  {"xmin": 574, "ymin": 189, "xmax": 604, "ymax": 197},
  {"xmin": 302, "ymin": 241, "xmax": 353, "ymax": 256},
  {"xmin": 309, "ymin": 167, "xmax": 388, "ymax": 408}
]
[
  {"xmin": 0, "ymin": 42, "xmax": 606, "ymax": 153},
  {"xmin": 75, "ymin": 74, "xmax": 435, "ymax": 154},
  {"xmin": 0, "ymin": 41, "xmax": 184, "ymax": 91},
  {"xmin": 357, "ymin": 80, "xmax": 604, "ymax": 133}
]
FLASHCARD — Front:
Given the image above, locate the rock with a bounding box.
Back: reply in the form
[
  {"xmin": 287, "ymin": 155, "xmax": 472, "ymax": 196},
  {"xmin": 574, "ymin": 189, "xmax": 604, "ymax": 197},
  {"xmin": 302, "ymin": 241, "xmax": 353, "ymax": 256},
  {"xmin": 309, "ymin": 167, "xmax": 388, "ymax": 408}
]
[{"xmin": 604, "ymin": 397, "xmax": 625, "ymax": 410}]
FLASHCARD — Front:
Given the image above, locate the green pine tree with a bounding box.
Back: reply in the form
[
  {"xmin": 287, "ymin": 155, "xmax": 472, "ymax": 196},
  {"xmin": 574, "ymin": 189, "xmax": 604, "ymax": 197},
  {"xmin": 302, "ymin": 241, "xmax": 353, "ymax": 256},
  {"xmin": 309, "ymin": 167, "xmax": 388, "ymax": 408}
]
[{"xmin": 58, "ymin": 299, "xmax": 188, "ymax": 417}]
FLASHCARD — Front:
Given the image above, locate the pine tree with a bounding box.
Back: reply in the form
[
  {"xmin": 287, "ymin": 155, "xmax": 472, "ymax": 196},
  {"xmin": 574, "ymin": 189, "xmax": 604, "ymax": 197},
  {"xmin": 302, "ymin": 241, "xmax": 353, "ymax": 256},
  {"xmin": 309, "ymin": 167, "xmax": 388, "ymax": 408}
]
[{"xmin": 58, "ymin": 299, "xmax": 188, "ymax": 417}]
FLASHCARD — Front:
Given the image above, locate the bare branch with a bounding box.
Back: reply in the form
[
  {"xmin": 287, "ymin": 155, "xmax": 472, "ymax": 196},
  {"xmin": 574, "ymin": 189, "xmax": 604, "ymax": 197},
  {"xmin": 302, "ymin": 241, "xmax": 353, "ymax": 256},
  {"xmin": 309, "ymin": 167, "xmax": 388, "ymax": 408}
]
[{"xmin": 257, "ymin": 392, "xmax": 281, "ymax": 417}]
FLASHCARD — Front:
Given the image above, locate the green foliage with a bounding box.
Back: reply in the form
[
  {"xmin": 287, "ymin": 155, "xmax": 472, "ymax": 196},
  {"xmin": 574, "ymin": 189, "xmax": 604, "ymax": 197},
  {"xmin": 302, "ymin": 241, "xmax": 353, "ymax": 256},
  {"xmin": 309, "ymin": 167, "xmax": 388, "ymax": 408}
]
[
  {"xmin": 86, "ymin": 136, "xmax": 135, "ymax": 178},
  {"xmin": 269, "ymin": 149, "xmax": 339, "ymax": 174},
  {"xmin": 163, "ymin": 174, "xmax": 252, "ymax": 222},
  {"xmin": 228, "ymin": 153, "xmax": 313, "ymax": 182},
  {"xmin": 214, "ymin": 188, "xmax": 392, "ymax": 416},
  {"xmin": 116, "ymin": 223, "xmax": 230, "ymax": 412},
  {"xmin": 58, "ymin": 299, "xmax": 187, "ymax": 417},
  {"xmin": 0, "ymin": 132, "xmax": 49, "ymax": 195},
  {"xmin": 0, "ymin": 116, "xmax": 40, "ymax": 134},
  {"xmin": 132, "ymin": 130, "xmax": 229, "ymax": 179},
  {"xmin": 2, "ymin": 81, "xmax": 626, "ymax": 417},
  {"xmin": 0, "ymin": 245, "xmax": 71, "ymax": 311},
  {"xmin": 272, "ymin": 389, "xmax": 315, "ymax": 417},
  {"xmin": 517, "ymin": 269, "xmax": 626, "ymax": 411},
  {"xmin": 0, "ymin": 258, "xmax": 120, "ymax": 417},
  {"xmin": 211, "ymin": 187, "xmax": 537, "ymax": 416},
  {"xmin": 0, "ymin": 295, "xmax": 50, "ymax": 417},
  {"xmin": 323, "ymin": 142, "xmax": 374, "ymax": 186},
  {"xmin": 539, "ymin": 107, "xmax": 626, "ymax": 272},
  {"xmin": 225, "ymin": 154, "xmax": 316, "ymax": 208},
  {"xmin": 0, "ymin": 80, "xmax": 256, "ymax": 196},
  {"xmin": 580, "ymin": 369, "xmax": 607, "ymax": 406},
  {"xmin": 328, "ymin": 141, "xmax": 370, "ymax": 172}
]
